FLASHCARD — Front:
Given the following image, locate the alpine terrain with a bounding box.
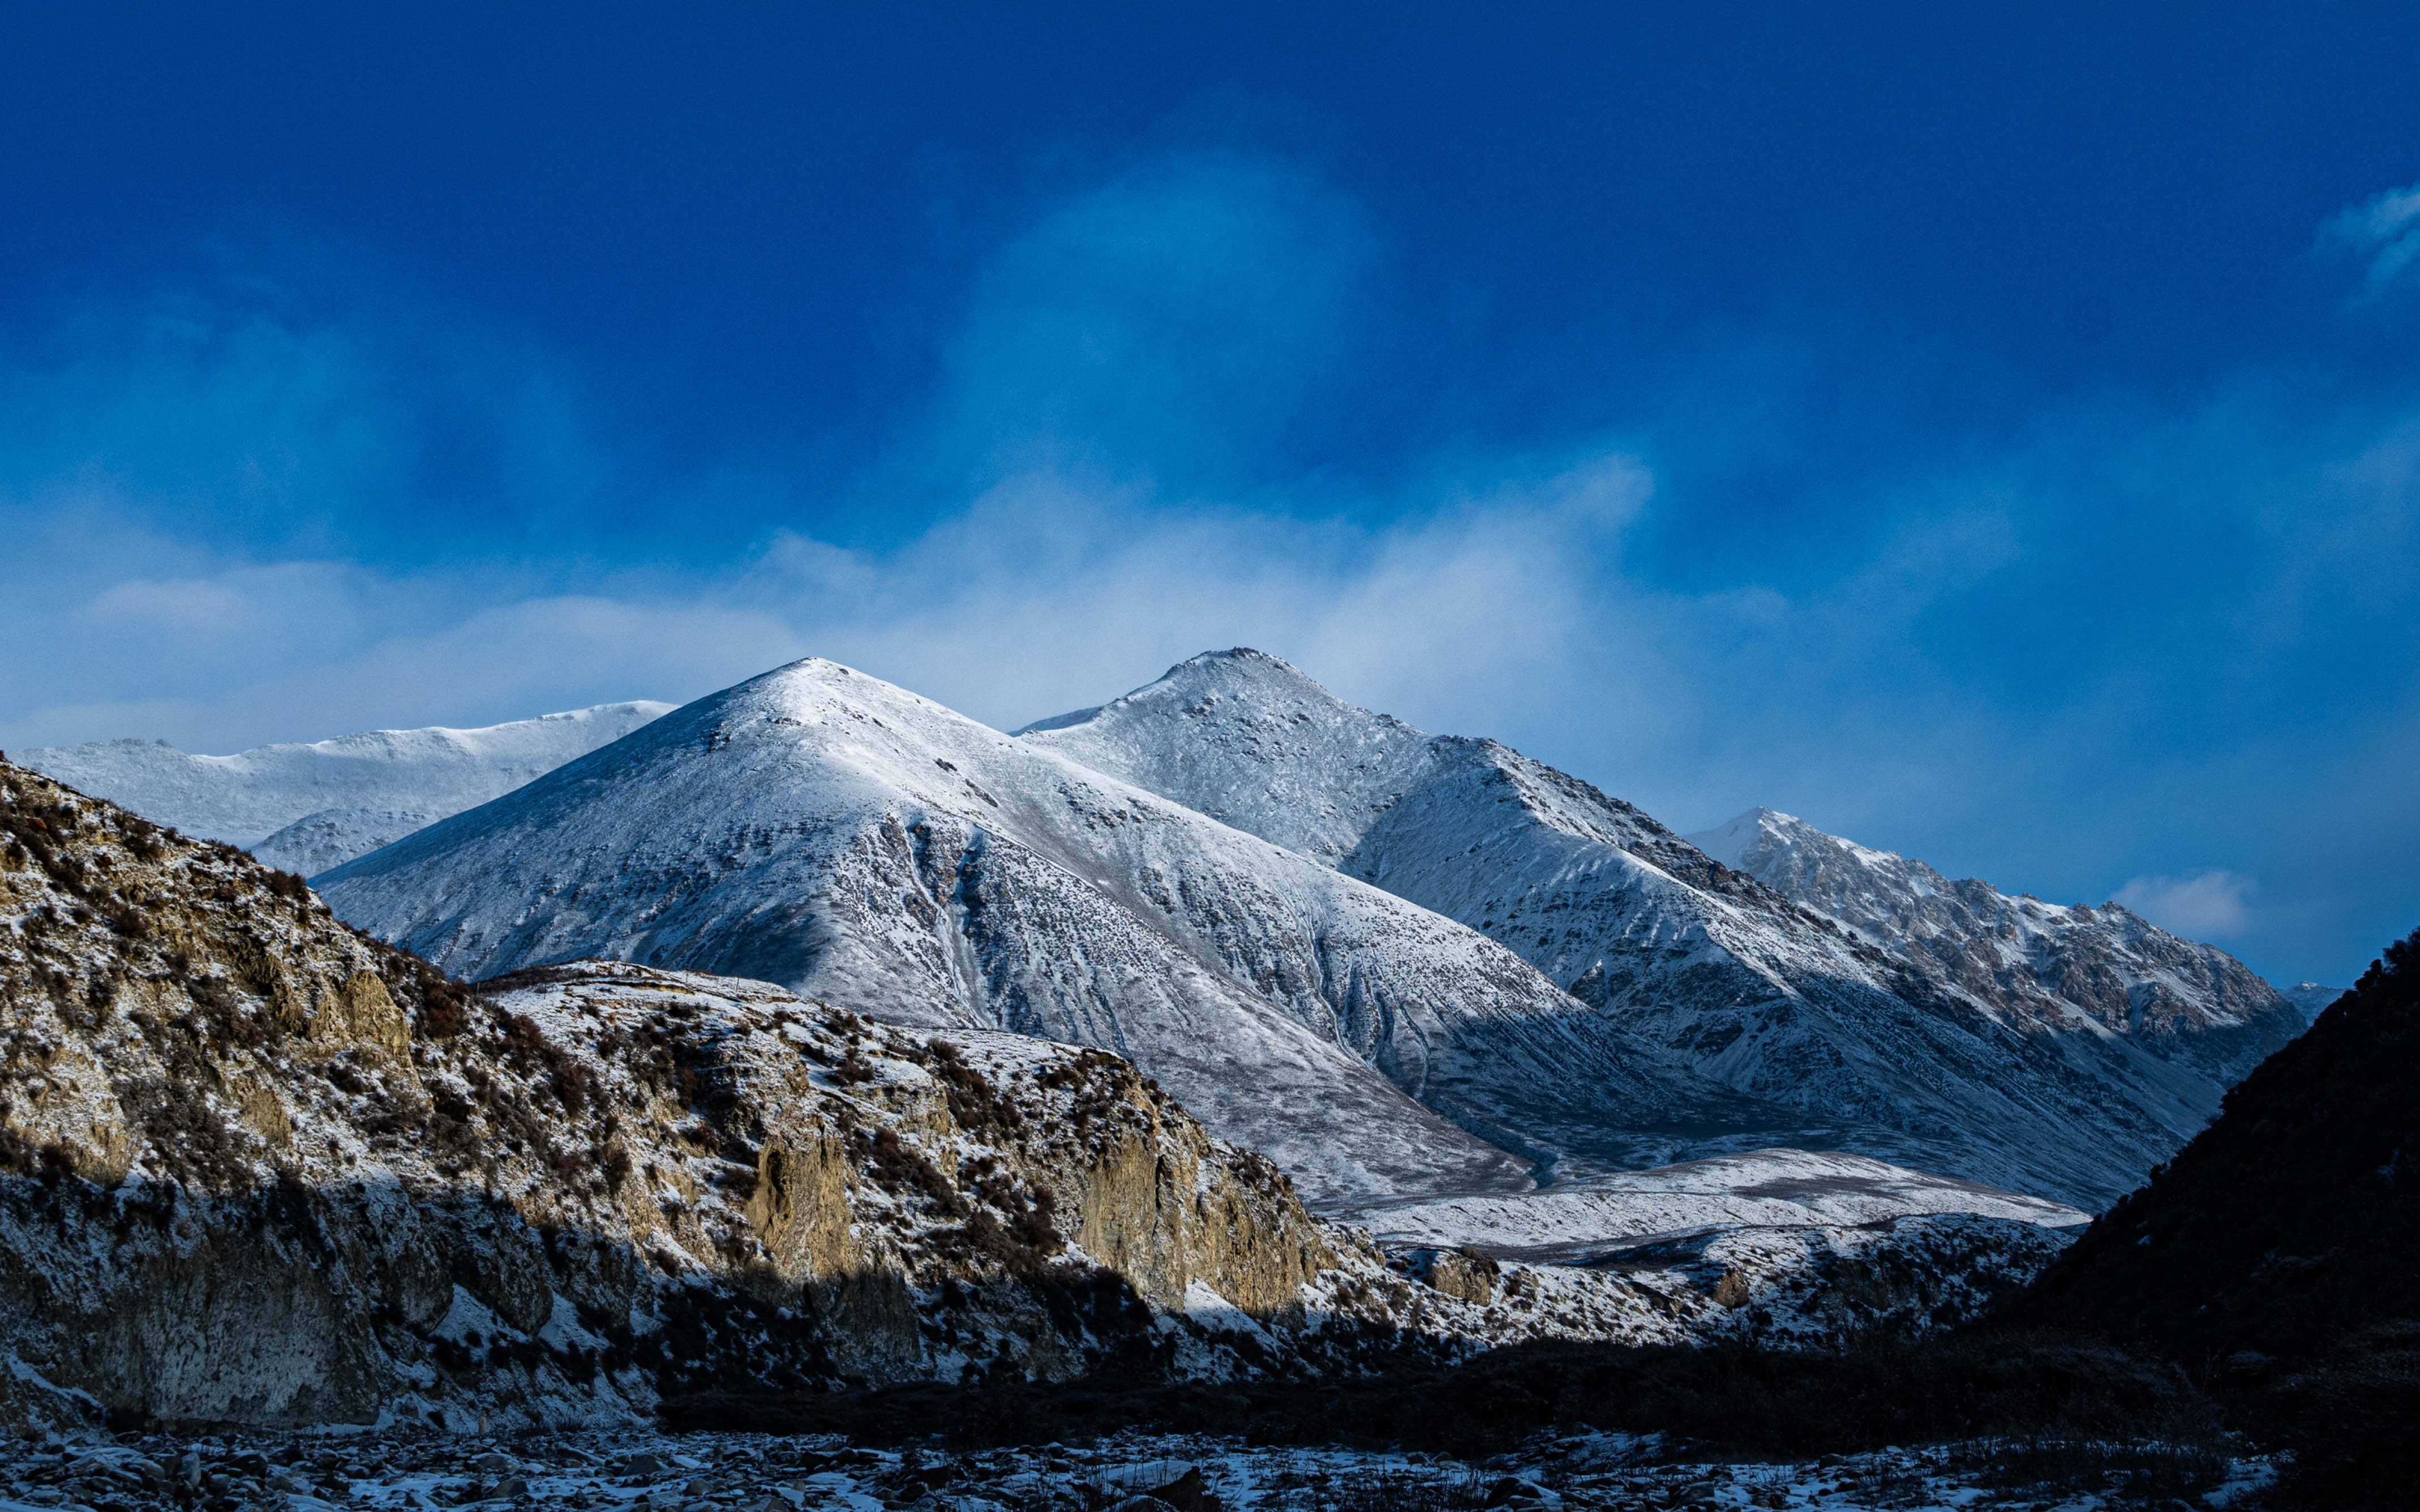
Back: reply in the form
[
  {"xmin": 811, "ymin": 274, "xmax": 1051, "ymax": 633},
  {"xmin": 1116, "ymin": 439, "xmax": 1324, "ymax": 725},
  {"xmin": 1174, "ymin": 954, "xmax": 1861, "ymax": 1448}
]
[
  {"xmin": 316, "ymin": 659, "xmax": 1800, "ymax": 1209},
  {"xmin": 1687, "ymin": 806, "xmax": 2302, "ymax": 1085},
  {"xmin": 0, "ymin": 757, "xmax": 2080, "ymax": 1434},
  {"xmin": 2018, "ymin": 926, "xmax": 2420, "ymax": 1506},
  {"xmin": 2276, "ymin": 980, "xmax": 2345, "ymax": 1023},
  {"xmin": 20, "ymin": 702, "xmax": 674, "ymax": 877},
  {"xmin": 1024, "ymin": 650, "xmax": 2297, "ymax": 1207}
]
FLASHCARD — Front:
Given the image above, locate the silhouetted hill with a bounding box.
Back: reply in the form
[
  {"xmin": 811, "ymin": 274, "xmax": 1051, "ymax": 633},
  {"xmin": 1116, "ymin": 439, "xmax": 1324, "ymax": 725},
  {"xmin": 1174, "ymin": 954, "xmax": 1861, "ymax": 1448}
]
[{"xmin": 2023, "ymin": 925, "xmax": 2420, "ymax": 1506}]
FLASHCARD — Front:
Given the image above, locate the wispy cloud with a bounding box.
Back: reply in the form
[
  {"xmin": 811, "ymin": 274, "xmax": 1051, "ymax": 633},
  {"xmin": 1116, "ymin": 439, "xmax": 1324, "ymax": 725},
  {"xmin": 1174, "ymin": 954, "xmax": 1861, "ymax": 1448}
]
[
  {"xmin": 2115, "ymin": 870, "xmax": 2257, "ymax": 939},
  {"xmin": 2320, "ymin": 180, "xmax": 2420, "ymax": 297}
]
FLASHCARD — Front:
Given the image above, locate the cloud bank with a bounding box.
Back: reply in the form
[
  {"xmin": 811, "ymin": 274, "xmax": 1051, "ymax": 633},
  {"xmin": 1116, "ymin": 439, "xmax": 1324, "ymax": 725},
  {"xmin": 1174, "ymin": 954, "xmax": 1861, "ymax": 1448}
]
[{"xmin": 2116, "ymin": 870, "xmax": 2258, "ymax": 940}]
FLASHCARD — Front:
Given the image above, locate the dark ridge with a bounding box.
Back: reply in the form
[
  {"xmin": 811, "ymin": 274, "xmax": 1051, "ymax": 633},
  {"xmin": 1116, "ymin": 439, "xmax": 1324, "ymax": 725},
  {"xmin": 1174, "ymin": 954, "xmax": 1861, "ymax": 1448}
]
[{"xmin": 2010, "ymin": 925, "xmax": 2420, "ymax": 1507}]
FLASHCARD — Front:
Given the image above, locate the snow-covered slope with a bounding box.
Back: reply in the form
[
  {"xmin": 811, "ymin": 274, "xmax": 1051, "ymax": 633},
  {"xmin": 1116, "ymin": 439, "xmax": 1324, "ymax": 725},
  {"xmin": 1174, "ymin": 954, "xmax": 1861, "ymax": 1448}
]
[
  {"xmin": 19, "ymin": 702, "xmax": 674, "ymax": 871},
  {"xmin": 319, "ymin": 660, "xmax": 1801, "ymax": 1210},
  {"xmin": 1022, "ymin": 650, "xmax": 2272, "ymax": 1208},
  {"xmin": 2276, "ymin": 980, "xmax": 2345, "ymax": 1024},
  {"xmin": 1358, "ymin": 1148, "xmax": 2083, "ymax": 1264},
  {"xmin": 1687, "ymin": 807, "xmax": 2303, "ymax": 1084}
]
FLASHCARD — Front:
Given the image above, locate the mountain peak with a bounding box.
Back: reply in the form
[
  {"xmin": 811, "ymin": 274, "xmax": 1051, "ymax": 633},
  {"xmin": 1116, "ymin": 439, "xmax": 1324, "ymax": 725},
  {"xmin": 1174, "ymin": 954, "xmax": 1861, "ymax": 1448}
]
[
  {"xmin": 1140, "ymin": 646, "xmax": 1349, "ymax": 708},
  {"xmin": 1689, "ymin": 804, "xmax": 2298, "ymax": 1075},
  {"xmin": 1019, "ymin": 649, "xmax": 1435, "ymax": 864},
  {"xmin": 1015, "ymin": 647, "xmax": 1367, "ymax": 738},
  {"xmin": 1687, "ymin": 806, "xmax": 1807, "ymax": 869}
]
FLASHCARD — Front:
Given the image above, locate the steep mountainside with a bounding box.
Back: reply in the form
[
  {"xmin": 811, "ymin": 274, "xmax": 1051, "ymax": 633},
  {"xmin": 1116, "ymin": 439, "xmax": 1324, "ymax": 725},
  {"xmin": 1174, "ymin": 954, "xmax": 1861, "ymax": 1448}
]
[
  {"xmin": 319, "ymin": 660, "xmax": 1792, "ymax": 1209},
  {"xmin": 20, "ymin": 702, "xmax": 674, "ymax": 874},
  {"xmin": 2019, "ymin": 927, "xmax": 2419, "ymax": 1506},
  {"xmin": 1687, "ymin": 807, "xmax": 2301, "ymax": 1084},
  {"xmin": 1023, "ymin": 651, "xmax": 2263, "ymax": 1208},
  {"xmin": 0, "ymin": 761, "xmax": 2072, "ymax": 1432},
  {"xmin": 2025, "ymin": 926, "xmax": 2417, "ymax": 1356}
]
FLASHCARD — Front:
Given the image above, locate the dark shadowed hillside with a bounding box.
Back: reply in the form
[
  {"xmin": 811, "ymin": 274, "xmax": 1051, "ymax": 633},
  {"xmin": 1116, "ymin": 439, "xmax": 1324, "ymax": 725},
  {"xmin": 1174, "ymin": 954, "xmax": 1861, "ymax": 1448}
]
[{"xmin": 2023, "ymin": 925, "xmax": 2420, "ymax": 1506}]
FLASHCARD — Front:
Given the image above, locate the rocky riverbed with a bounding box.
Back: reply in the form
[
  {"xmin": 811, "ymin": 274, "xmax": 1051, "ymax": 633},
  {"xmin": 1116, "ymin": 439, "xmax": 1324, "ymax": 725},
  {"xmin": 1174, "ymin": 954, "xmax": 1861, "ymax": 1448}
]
[{"xmin": 0, "ymin": 1427, "xmax": 2271, "ymax": 1511}]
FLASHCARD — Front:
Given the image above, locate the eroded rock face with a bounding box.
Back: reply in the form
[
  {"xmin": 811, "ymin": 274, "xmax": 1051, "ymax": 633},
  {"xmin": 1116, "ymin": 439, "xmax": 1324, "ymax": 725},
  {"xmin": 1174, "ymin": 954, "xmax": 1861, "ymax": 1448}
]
[{"xmin": 0, "ymin": 762, "xmax": 2074, "ymax": 1433}]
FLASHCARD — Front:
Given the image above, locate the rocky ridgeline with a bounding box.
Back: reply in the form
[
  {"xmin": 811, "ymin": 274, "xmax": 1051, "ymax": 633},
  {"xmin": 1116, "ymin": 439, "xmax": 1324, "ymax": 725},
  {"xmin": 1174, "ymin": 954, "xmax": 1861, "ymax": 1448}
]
[
  {"xmin": 1022, "ymin": 651, "xmax": 2282, "ymax": 1207},
  {"xmin": 1689, "ymin": 807, "xmax": 2300, "ymax": 1086},
  {"xmin": 0, "ymin": 761, "xmax": 2069, "ymax": 1435}
]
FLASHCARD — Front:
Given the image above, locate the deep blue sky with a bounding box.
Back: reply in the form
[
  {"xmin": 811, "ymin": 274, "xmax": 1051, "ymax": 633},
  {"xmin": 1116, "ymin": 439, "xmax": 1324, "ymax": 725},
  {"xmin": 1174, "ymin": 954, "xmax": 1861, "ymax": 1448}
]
[{"xmin": 3, "ymin": 6, "xmax": 2417, "ymax": 985}]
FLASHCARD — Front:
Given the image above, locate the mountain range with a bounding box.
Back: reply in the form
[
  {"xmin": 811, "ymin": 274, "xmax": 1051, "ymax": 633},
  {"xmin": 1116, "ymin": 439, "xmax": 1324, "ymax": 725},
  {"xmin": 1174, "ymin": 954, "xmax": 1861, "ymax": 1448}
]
[
  {"xmin": 19, "ymin": 702, "xmax": 673, "ymax": 875},
  {"xmin": 314, "ymin": 659, "xmax": 1771, "ymax": 1208},
  {"xmin": 1022, "ymin": 650, "xmax": 2301, "ymax": 1205},
  {"xmin": 12, "ymin": 648, "xmax": 2307, "ymax": 1219}
]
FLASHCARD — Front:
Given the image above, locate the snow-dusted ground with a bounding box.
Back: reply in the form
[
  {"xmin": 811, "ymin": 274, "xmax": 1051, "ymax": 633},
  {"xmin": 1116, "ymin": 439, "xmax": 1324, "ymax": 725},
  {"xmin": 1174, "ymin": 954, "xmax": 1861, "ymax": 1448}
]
[
  {"xmin": 1357, "ymin": 1149, "xmax": 2083, "ymax": 1264},
  {"xmin": 0, "ymin": 1428, "xmax": 2271, "ymax": 1510},
  {"xmin": 20, "ymin": 701, "xmax": 672, "ymax": 872}
]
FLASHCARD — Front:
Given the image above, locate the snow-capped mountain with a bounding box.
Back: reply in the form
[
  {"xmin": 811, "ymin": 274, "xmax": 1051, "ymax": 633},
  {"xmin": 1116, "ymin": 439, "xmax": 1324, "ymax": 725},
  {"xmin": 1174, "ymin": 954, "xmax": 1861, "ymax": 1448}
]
[
  {"xmin": 2275, "ymin": 980, "xmax": 2345, "ymax": 1023},
  {"xmin": 19, "ymin": 702, "xmax": 673, "ymax": 874},
  {"xmin": 1022, "ymin": 650, "xmax": 2281, "ymax": 1208},
  {"xmin": 319, "ymin": 659, "xmax": 1800, "ymax": 1209},
  {"xmin": 1687, "ymin": 807, "xmax": 2303, "ymax": 1085}
]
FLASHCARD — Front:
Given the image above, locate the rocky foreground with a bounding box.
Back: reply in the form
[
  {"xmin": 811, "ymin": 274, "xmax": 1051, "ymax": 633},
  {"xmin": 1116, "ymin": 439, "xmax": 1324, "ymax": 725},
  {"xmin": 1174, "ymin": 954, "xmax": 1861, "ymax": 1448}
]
[{"xmin": 0, "ymin": 1427, "xmax": 2272, "ymax": 1511}]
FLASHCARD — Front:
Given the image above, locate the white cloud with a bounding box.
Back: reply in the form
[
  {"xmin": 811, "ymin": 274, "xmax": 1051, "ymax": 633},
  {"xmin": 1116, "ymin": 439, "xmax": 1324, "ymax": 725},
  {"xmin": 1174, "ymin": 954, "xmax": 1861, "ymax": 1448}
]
[
  {"xmin": 2320, "ymin": 181, "xmax": 2420, "ymax": 296},
  {"xmin": 2114, "ymin": 870, "xmax": 2256, "ymax": 939}
]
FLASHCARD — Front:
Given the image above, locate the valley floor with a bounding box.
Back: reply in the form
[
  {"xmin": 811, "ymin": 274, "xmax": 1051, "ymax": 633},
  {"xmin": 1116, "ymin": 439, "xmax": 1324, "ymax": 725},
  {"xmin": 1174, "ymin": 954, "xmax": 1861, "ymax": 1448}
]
[{"xmin": 0, "ymin": 1427, "xmax": 2276, "ymax": 1511}]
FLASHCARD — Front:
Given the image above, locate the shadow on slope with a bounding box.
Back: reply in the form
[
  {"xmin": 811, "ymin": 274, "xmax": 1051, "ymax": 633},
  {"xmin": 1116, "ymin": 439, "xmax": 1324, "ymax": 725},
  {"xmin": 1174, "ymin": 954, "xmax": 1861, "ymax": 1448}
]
[
  {"xmin": 664, "ymin": 1331, "xmax": 2219, "ymax": 1466},
  {"xmin": 0, "ymin": 1169, "xmax": 1172, "ymax": 1434},
  {"xmin": 673, "ymin": 923, "xmax": 2420, "ymax": 1512}
]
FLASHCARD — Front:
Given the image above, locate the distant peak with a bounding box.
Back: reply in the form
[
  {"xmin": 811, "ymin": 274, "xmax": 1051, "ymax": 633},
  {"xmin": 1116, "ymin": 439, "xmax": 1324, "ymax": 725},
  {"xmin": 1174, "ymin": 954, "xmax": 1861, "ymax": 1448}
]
[
  {"xmin": 1017, "ymin": 648, "xmax": 1423, "ymax": 745},
  {"xmin": 1685, "ymin": 807, "xmax": 1839, "ymax": 869},
  {"xmin": 1105, "ymin": 647, "xmax": 1348, "ymax": 713},
  {"xmin": 1688, "ymin": 808, "xmax": 1781, "ymax": 868},
  {"xmin": 1168, "ymin": 646, "xmax": 1313, "ymax": 681}
]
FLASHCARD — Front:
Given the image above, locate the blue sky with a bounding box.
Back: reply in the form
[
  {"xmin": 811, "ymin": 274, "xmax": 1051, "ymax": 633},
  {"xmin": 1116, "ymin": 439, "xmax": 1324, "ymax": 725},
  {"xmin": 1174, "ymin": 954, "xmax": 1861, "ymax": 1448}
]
[{"xmin": 2, "ymin": 6, "xmax": 2417, "ymax": 985}]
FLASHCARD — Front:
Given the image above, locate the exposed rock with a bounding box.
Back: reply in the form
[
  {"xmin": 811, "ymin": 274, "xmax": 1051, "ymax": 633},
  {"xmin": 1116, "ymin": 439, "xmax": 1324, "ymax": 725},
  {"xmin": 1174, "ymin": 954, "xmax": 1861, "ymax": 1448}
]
[{"xmin": 1392, "ymin": 1247, "xmax": 1501, "ymax": 1305}]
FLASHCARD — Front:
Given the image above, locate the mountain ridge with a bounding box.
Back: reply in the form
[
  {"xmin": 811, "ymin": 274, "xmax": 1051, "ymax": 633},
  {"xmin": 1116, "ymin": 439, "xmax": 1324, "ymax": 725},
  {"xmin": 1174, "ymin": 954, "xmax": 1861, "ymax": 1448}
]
[
  {"xmin": 1684, "ymin": 805, "xmax": 2300, "ymax": 1084},
  {"xmin": 319, "ymin": 659, "xmax": 1795, "ymax": 1209},
  {"xmin": 1023, "ymin": 649, "xmax": 2298, "ymax": 1208},
  {"xmin": 20, "ymin": 701, "xmax": 675, "ymax": 872}
]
